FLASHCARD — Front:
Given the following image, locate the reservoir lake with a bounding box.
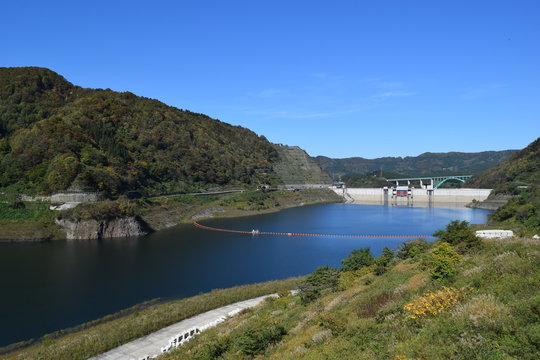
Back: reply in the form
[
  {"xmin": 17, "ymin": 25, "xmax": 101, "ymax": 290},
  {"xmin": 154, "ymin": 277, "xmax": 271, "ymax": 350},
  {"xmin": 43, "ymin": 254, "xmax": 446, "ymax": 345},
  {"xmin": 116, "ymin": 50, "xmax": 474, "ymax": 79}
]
[{"xmin": 0, "ymin": 203, "xmax": 490, "ymax": 347}]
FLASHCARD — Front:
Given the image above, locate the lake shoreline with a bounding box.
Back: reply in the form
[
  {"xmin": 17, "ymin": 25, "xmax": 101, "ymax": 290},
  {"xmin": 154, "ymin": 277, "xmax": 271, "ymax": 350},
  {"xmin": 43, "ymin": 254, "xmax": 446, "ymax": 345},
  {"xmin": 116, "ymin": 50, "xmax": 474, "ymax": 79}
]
[{"xmin": 0, "ymin": 189, "xmax": 344, "ymax": 242}]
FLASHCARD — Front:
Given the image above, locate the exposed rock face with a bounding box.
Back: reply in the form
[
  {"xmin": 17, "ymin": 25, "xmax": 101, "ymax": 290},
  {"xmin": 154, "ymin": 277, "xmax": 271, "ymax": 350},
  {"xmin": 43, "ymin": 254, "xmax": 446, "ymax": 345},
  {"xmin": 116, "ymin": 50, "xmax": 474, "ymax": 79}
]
[
  {"xmin": 466, "ymin": 194, "xmax": 513, "ymax": 211},
  {"xmin": 56, "ymin": 217, "xmax": 147, "ymax": 240}
]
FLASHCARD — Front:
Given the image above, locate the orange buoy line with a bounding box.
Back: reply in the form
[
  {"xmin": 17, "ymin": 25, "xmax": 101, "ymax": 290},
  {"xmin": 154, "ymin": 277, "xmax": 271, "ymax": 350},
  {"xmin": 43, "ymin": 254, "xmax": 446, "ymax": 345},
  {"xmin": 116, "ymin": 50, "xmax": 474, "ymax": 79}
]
[{"xmin": 192, "ymin": 222, "xmax": 435, "ymax": 238}]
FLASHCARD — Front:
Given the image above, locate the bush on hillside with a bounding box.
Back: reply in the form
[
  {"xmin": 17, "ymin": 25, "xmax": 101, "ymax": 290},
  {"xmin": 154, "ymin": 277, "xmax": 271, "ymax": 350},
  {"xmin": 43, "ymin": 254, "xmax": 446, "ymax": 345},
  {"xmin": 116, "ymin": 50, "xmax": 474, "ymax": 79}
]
[
  {"xmin": 375, "ymin": 246, "xmax": 395, "ymax": 275},
  {"xmin": 299, "ymin": 265, "xmax": 340, "ymax": 304},
  {"xmin": 433, "ymin": 220, "xmax": 480, "ymax": 252},
  {"xmin": 429, "ymin": 242, "xmax": 462, "ymax": 281},
  {"xmin": 341, "ymin": 248, "xmax": 375, "ymax": 272},
  {"xmin": 397, "ymin": 238, "xmax": 432, "ymax": 260},
  {"xmin": 491, "ymin": 187, "xmax": 540, "ymax": 232},
  {"xmin": 192, "ymin": 338, "xmax": 231, "ymax": 360},
  {"xmin": 234, "ymin": 325, "xmax": 286, "ymax": 355}
]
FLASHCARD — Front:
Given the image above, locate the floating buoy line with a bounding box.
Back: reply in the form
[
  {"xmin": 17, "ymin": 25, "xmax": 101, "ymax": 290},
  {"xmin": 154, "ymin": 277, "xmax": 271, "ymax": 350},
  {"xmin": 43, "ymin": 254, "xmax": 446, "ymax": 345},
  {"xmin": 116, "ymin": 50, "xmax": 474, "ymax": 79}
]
[{"xmin": 192, "ymin": 222, "xmax": 436, "ymax": 238}]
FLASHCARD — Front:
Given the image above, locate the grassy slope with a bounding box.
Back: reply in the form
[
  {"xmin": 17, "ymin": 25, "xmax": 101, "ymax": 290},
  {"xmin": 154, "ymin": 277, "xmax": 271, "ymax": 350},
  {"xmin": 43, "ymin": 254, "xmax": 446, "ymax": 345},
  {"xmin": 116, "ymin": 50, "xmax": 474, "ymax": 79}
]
[
  {"xmin": 161, "ymin": 237, "xmax": 540, "ymax": 360},
  {"xmin": 0, "ymin": 201, "xmax": 63, "ymax": 239}
]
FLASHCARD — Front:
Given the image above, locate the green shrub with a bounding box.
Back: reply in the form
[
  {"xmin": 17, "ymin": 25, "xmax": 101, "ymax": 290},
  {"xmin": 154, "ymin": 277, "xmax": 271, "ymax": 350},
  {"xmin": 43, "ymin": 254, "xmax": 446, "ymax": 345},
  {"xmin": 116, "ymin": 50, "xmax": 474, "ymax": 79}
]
[
  {"xmin": 193, "ymin": 338, "xmax": 230, "ymax": 360},
  {"xmin": 397, "ymin": 238, "xmax": 431, "ymax": 260},
  {"xmin": 317, "ymin": 312, "xmax": 347, "ymax": 335},
  {"xmin": 235, "ymin": 325, "xmax": 286, "ymax": 355},
  {"xmin": 338, "ymin": 265, "xmax": 376, "ymax": 290},
  {"xmin": 434, "ymin": 220, "xmax": 480, "ymax": 252},
  {"xmin": 429, "ymin": 242, "xmax": 462, "ymax": 281},
  {"xmin": 341, "ymin": 248, "xmax": 375, "ymax": 272},
  {"xmin": 299, "ymin": 265, "xmax": 340, "ymax": 304},
  {"xmin": 375, "ymin": 246, "xmax": 395, "ymax": 275}
]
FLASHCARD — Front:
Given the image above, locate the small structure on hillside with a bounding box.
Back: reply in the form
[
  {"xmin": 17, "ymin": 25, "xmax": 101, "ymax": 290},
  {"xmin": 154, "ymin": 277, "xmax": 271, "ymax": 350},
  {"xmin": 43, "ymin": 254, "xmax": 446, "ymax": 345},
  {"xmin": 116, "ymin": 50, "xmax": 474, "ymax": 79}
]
[{"xmin": 475, "ymin": 230, "xmax": 514, "ymax": 239}]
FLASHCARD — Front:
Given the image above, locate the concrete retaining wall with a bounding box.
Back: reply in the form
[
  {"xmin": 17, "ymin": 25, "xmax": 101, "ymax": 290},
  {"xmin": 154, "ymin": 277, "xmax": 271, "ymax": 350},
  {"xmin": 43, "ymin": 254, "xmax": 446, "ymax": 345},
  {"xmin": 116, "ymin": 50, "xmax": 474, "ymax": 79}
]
[
  {"xmin": 51, "ymin": 192, "xmax": 103, "ymax": 203},
  {"xmin": 20, "ymin": 192, "xmax": 103, "ymax": 203}
]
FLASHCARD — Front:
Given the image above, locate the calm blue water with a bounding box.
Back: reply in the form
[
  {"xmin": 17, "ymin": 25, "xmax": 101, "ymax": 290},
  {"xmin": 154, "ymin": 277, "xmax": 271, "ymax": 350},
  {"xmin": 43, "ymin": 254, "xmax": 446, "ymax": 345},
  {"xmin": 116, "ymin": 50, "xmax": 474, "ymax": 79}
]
[{"xmin": 0, "ymin": 203, "xmax": 489, "ymax": 347}]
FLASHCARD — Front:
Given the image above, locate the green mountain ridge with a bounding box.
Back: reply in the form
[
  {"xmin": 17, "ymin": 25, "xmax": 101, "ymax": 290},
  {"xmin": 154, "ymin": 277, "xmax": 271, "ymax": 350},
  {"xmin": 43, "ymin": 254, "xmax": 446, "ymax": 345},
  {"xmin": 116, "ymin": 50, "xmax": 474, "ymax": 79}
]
[
  {"xmin": 316, "ymin": 150, "xmax": 517, "ymax": 178},
  {"xmin": 467, "ymin": 137, "xmax": 539, "ymax": 192},
  {"xmin": 0, "ymin": 67, "xmax": 286, "ymax": 196}
]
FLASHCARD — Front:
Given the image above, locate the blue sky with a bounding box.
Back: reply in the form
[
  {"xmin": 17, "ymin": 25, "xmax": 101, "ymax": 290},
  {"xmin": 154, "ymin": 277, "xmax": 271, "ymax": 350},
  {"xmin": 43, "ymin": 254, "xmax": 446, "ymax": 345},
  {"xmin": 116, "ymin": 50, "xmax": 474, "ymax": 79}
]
[{"xmin": 1, "ymin": 0, "xmax": 538, "ymax": 158}]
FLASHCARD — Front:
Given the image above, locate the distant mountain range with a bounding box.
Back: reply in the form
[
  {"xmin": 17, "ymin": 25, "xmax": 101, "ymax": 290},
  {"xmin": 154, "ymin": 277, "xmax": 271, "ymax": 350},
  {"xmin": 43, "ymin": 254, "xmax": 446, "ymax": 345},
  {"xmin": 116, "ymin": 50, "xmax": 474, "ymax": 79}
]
[{"xmin": 315, "ymin": 150, "xmax": 517, "ymax": 179}]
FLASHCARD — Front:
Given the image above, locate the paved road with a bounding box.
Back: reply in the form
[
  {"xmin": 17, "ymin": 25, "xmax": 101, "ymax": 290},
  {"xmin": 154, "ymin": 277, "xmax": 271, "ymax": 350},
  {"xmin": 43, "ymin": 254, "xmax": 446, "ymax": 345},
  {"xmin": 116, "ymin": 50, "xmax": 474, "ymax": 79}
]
[
  {"xmin": 148, "ymin": 189, "xmax": 246, "ymax": 199},
  {"xmin": 89, "ymin": 294, "xmax": 275, "ymax": 360}
]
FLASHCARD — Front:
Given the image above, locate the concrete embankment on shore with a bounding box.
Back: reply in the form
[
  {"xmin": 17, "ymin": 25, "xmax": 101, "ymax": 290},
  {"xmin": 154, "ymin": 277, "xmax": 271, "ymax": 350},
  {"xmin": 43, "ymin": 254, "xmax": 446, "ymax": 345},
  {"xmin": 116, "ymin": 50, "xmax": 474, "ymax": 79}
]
[{"xmin": 332, "ymin": 188, "xmax": 492, "ymax": 206}]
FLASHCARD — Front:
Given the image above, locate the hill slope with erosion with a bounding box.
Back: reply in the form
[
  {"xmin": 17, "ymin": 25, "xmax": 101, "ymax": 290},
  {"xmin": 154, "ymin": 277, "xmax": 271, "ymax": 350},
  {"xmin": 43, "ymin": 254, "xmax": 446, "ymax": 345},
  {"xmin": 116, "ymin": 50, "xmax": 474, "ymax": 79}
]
[{"xmin": 273, "ymin": 145, "xmax": 332, "ymax": 185}]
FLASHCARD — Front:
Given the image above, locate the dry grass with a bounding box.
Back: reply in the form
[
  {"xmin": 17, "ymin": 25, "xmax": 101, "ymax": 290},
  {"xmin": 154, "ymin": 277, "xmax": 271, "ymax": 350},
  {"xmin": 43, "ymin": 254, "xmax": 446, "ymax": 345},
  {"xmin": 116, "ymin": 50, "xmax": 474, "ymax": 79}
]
[
  {"xmin": 452, "ymin": 294, "xmax": 510, "ymax": 331},
  {"xmin": 394, "ymin": 273, "xmax": 428, "ymax": 294}
]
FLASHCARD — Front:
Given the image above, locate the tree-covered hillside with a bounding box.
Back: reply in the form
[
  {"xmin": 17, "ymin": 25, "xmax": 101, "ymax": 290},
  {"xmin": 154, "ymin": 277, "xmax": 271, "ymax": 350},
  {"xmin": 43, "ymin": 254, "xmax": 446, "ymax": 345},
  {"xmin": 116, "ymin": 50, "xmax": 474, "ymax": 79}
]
[
  {"xmin": 468, "ymin": 138, "xmax": 540, "ymax": 233},
  {"xmin": 0, "ymin": 67, "xmax": 279, "ymax": 196},
  {"xmin": 467, "ymin": 138, "xmax": 539, "ymax": 193},
  {"xmin": 316, "ymin": 150, "xmax": 516, "ymax": 178}
]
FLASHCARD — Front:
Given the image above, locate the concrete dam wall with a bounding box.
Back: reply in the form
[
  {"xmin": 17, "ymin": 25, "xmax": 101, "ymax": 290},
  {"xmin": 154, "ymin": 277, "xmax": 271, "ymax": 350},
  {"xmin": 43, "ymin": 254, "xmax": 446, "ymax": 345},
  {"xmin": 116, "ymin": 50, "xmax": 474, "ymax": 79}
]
[{"xmin": 333, "ymin": 188, "xmax": 492, "ymax": 205}]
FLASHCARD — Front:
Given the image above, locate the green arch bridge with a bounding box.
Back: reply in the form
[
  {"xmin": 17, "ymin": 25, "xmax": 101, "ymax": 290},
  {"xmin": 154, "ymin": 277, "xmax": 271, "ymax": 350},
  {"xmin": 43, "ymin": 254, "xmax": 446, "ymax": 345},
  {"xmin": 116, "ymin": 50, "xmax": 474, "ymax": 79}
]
[{"xmin": 386, "ymin": 175, "xmax": 473, "ymax": 189}]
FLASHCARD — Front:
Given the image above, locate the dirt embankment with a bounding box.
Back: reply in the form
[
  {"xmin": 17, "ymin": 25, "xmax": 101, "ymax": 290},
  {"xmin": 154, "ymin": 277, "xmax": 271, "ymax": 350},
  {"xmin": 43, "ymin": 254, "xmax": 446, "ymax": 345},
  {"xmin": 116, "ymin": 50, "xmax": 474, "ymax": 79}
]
[{"xmin": 141, "ymin": 189, "xmax": 343, "ymax": 231}]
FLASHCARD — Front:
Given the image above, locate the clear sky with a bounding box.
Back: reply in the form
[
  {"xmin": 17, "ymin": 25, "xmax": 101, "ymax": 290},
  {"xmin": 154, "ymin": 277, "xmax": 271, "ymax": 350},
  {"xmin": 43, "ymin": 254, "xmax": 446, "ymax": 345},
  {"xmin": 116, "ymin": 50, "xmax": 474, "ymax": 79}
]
[{"xmin": 1, "ymin": 0, "xmax": 538, "ymax": 158}]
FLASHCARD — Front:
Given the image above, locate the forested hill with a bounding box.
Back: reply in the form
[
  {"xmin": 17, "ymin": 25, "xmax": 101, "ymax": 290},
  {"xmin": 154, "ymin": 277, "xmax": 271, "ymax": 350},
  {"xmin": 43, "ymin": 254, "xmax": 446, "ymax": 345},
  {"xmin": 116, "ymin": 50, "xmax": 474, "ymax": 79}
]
[
  {"xmin": 0, "ymin": 67, "xmax": 280, "ymax": 196},
  {"xmin": 316, "ymin": 150, "xmax": 516, "ymax": 178},
  {"xmin": 467, "ymin": 137, "xmax": 539, "ymax": 192},
  {"xmin": 468, "ymin": 138, "xmax": 539, "ymax": 233}
]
